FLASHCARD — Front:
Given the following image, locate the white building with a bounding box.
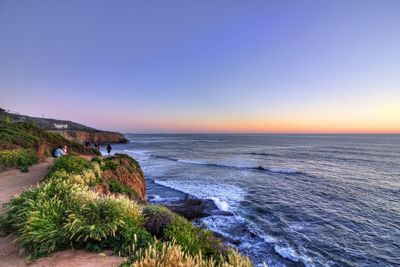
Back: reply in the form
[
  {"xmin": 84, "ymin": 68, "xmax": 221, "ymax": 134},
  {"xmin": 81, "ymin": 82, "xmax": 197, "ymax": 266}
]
[{"xmin": 54, "ymin": 123, "xmax": 68, "ymax": 129}]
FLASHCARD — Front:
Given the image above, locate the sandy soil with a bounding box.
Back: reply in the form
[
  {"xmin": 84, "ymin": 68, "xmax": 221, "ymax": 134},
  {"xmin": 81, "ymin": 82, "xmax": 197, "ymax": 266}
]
[
  {"xmin": 0, "ymin": 159, "xmax": 54, "ymax": 206},
  {"xmin": 0, "ymin": 159, "xmax": 126, "ymax": 267}
]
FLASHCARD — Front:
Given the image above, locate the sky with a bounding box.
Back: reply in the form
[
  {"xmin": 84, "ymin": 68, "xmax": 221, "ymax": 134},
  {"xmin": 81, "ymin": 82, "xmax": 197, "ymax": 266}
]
[{"xmin": 1, "ymin": 0, "xmax": 399, "ymax": 133}]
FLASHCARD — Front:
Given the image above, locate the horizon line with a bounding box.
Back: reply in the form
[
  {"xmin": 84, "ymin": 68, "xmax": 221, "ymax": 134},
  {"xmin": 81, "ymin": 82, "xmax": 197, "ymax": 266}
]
[{"xmin": 122, "ymin": 132, "xmax": 400, "ymax": 135}]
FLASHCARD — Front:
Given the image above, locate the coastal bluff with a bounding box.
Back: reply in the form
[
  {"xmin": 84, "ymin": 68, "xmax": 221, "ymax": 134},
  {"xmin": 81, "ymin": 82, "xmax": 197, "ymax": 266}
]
[
  {"xmin": 50, "ymin": 130, "xmax": 128, "ymax": 144},
  {"xmin": 0, "ymin": 109, "xmax": 128, "ymax": 144},
  {"xmin": 99, "ymin": 154, "xmax": 147, "ymax": 202},
  {"xmin": 0, "ymin": 111, "xmax": 252, "ymax": 266}
]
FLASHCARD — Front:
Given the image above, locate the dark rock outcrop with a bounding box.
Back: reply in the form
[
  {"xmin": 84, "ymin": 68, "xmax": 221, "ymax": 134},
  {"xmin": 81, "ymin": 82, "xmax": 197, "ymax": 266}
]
[{"xmin": 164, "ymin": 197, "xmax": 233, "ymax": 220}]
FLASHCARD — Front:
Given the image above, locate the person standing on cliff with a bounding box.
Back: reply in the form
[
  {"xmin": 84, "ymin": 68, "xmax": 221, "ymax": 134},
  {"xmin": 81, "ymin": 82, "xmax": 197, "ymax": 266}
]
[{"xmin": 107, "ymin": 144, "xmax": 112, "ymax": 156}]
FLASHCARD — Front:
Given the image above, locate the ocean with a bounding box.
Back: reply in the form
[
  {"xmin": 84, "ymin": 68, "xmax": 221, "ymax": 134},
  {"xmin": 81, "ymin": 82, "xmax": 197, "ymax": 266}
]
[{"xmin": 101, "ymin": 134, "xmax": 400, "ymax": 267}]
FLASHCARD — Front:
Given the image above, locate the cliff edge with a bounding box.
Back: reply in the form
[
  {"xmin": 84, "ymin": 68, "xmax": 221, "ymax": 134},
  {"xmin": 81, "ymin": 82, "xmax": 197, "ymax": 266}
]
[
  {"xmin": 1, "ymin": 109, "xmax": 128, "ymax": 144},
  {"xmin": 97, "ymin": 154, "xmax": 146, "ymax": 202},
  {"xmin": 50, "ymin": 130, "xmax": 128, "ymax": 144}
]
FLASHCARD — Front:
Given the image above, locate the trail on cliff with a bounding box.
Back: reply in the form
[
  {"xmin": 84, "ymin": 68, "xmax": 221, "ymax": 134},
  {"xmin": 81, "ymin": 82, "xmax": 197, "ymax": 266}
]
[{"xmin": 0, "ymin": 159, "xmax": 125, "ymax": 267}]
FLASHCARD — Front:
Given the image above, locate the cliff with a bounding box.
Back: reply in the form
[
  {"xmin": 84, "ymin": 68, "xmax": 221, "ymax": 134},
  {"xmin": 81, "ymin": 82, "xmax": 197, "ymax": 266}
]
[
  {"xmin": 100, "ymin": 154, "xmax": 146, "ymax": 202},
  {"xmin": 1, "ymin": 109, "xmax": 128, "ymax": 144},
  {"xmin": 50, "ymin": 130, "xmax": 128, "ymax": 144}
]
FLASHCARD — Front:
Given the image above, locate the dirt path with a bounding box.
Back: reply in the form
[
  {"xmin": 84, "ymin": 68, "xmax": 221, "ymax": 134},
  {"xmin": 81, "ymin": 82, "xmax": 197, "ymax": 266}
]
[
  {"xmin": 0, "ymin": 159, "xmax": 54, "ymax": 206},
  {"xmin": 0, "ymin": 159, "xmax": 125, "ymax": 267}
]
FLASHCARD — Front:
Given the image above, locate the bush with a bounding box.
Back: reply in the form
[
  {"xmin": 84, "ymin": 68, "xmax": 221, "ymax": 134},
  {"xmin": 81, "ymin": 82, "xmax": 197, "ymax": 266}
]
[
  {"xmin": 164, "ymin": 214, "xmax": 229, "ymax": 261},
  {"xmin": 102, "ymin": 160, "xmax": 117, "ymax": 171},
  {"xmin": 129, "ymin": 240, "xmax": 252, "ymax": 267},
  {"xmin": 142, "ymin": 205, "xmax": 174, "ymax": 238},
  {"xmin": 107, "ymin": 178, "xmax": 140, "ymax": 200},
  {"xmin": 0, "ymin": 180, "xmax": 82, "ymax": 258},
  {"xmin": 0, "ymin": 167, "xmax": 149, "ymax": 259},
  {"xmin": 102, "ymin": 216, "xmax": 153, "ymax": 256},
  {"xmin": 91, "ymin": 156, "xmax": 103, "ymax": 165},
  {"xmin": 0, "ymin": 125, "xmax": 39, "ymax": 149},
  {"xmin": 49, "ymin": 155, "xmax": 94, "ymax": 176},
  {"xmin": 0, "ymin": 180, "xmax": 148, "ymax": 259},
  {"xmin": 0, "ymin": 149, "xmax": 39, "ymax": 171}
]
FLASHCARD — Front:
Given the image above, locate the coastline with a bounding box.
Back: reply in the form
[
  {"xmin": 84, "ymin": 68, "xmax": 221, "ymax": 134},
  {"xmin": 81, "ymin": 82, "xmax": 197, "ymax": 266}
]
[
  {"xmin": 101, "ymin": 146, "xmax": 303, "ymax": 267},
  {"xmin": 0, "ymin": 120, "xmax": 252, "ymax": 266}
]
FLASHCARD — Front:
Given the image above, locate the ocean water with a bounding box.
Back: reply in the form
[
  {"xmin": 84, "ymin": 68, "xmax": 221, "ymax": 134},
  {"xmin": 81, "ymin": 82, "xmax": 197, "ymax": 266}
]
[{"xmin": 102, "ymin": 134, "xmax": 400, "ymax": 267}]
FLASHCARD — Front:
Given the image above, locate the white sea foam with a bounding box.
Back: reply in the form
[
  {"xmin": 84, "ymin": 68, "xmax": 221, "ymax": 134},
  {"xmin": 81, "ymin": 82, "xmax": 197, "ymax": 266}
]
[
  {"xmin": 274, "ymin": 244, "xmax": 299, "ymax": 262},
  {"xmin": 209, "ymin": 197, "xmax": 230, "ymax": 211},
  {"xmin": 246, "ymin": 222, "xmax": 277, "ymax": 243},
  {"xmin": 199, "ymin": 215, "xmax": 245, "ymax": 238},
  {"xmin": 148, "ymin": 195, "xmax": 182, "ymax": 203},
  {"xmin": 153, "ymin": 180, "xmax": 245, "ymax": 212},
  {"xmin": 150, "ymin": 195, "xmax": 163, "ymax": 201},
  {"xmin": 274, "ymin": 243, "xmax": 315, "ymax": 267}
]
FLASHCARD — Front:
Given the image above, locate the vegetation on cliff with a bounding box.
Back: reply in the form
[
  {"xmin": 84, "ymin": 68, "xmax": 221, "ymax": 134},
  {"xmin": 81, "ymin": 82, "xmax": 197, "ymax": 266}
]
[
  {"xmin": 0, "ymin": 149, "xmax": 39, "ymax": 172},
  {"xmin": 0, "ymin": 155, "xmax": 252, "ymax": 266},
  {"xmin": 0, "ymin": 109, "xmax": 128, "ymax": 143},
  {"xmin": 0, "ymin": 120, "xmax": 100, "ymax": 171}
]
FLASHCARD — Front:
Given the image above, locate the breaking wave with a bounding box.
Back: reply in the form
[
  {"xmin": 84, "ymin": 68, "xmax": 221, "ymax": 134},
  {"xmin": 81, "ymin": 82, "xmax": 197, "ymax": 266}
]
[{"xmin": 152, "ymin": 155, "xmax": 304, "ymax": 175}]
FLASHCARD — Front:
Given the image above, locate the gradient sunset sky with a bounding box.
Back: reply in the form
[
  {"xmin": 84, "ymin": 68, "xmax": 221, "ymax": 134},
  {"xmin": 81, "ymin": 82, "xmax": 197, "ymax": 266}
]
[{"xmin": 1, "ymin": 0, "xmax": 399, "ymax": 133}]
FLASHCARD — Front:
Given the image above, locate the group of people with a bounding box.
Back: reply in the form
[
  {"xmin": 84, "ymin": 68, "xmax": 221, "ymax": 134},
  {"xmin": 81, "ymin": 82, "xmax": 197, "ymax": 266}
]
[
  {"xmin": 84, "ymin": 140, "xmax": 101, "ymax": 150},
  {"xmin": 54, "ymin": 142, "xmax": 113, "ymax": 157},
  {"xmin": 84, "ymin": 141, "xmax": 113, "ymax": 155}
]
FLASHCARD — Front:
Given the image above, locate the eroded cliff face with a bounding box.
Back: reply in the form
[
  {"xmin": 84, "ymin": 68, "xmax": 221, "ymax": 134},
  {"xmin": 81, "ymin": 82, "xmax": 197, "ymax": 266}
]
[
  {"xmin": 101, "ymin": 154, "xmax": 146, "ymax": 202},
  {"xmin": 50, "ymin": 130, "xmax": 128, "ymax": 144}
]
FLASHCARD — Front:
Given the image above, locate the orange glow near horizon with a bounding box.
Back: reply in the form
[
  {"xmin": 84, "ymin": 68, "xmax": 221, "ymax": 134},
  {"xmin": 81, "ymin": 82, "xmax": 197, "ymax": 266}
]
[
  {"xmin": 98, "ymin": 100, "xmax": 400, "ymax": 134},
  {"xmin": 101, "ymin": 110, "xmax": 400, "ymax": 134}
]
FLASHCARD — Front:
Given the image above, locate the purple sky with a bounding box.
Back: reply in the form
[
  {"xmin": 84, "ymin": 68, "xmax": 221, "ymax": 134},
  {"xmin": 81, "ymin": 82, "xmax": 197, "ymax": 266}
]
[{"xmin": 1, "ymin": 0, "xmax": 399, "ymax": 133}]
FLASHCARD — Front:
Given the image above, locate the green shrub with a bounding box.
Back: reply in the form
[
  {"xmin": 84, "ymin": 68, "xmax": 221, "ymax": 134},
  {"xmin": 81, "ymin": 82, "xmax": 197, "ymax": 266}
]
[
  {"xmin": 0, "ymin": 156, "xmax": 148, "ymax": 259},
  {"xmin": 102, "ymin": 160, "xmax": 117, "ymax": 171},
  {"xmin": 0, "ymin": 149, "xmax": 39, "ymax": 171},
  {"xmin": 0, "ymin": 125, "xmax": 39, "ymax": 149},
  {"xmin": 0, "ymin": 180, "xmax": 81, "ymax": 258},
  {"xmin": 0, "ymin": 179, "xmax": 147, "ymax": 259},
  {"xmin": 102, "ymin": 217, "xmax": 153, "ymax": 256},
  {"xmin": 49, "ymin": 155, "xmax": 94, "ymax": 176},
  {"xmin": 143, "ymin": 205, "xmax": 174, "ymax": 238},
  {"xmin": 107, "ymin": 178, "xmax": 140, "ymax": 200},
  {"xmin": 129, "ymin": 240, "xmax": 252, "ymax": 267},
  {"xmin": 164, "ymin": 214, "xmax": 228, "ymax": 261},
  {"xmin": 91, "ymin": 156, "xmax": 103, "ymax": 165}
]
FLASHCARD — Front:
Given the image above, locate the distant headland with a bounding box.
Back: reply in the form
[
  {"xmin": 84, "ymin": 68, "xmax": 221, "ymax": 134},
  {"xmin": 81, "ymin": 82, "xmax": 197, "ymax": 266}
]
[{"xmin": 0, "ymin": 108, "xmax": 128, "ymax": 144}]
